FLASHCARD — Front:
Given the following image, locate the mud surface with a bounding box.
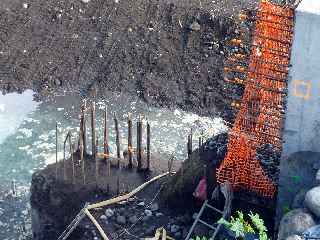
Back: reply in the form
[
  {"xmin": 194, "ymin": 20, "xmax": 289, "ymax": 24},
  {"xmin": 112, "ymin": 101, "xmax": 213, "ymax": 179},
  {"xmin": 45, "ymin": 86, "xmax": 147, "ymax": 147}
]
[{"xmin": 0, "ymin": 0, "xmax": 262, "ymax": 121}]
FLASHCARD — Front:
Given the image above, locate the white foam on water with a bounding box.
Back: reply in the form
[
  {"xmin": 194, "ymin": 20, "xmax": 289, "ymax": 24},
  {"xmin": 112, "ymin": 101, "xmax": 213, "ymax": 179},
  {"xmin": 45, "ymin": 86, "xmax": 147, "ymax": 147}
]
[
  {"xmin": 0, "ymin": 90, "xmax": 39, "ymax": 144},
  {"xmin": 18, "ymin": 128, "xmax": 33, "ymax": 138}
]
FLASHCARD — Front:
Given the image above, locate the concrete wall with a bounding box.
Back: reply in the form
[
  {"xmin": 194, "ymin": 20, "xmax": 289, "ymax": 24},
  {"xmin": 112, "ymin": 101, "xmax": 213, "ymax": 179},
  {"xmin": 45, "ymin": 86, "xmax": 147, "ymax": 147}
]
[
  {"xmin": 277, "ymin": 0, "xmax": 320, "ymax": 221},
  {"xmin": 282, "ymin": 6, "xmax": 320, "ymax": 158}
]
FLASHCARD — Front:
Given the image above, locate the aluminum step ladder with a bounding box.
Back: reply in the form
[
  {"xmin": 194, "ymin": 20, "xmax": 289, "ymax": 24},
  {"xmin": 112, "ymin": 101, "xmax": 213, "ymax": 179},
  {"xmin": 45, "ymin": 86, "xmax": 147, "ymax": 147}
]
[{"xmin": 185, "ymin": 182, "xmax": 233, "ymax": 240}]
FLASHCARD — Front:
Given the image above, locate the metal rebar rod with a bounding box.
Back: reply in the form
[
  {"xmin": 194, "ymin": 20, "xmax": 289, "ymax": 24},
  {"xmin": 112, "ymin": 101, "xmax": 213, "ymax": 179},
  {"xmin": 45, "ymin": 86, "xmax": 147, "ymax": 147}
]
[
  {"xmin": 114, "ymin": 113, "xmax": 121, "ymax": 163},
  {"xmin": 147, "ymin": 121, "xmax": 150, "ymax": 171},
  {"xmin": 91, "ymin": 101, "xmax": 96, "ymax": 160},
  {"xmin": 55, "ymin": 122, "xmax": 58, "ymax": 180},
  {"xmin": 80, "ymin": 104, "xmax": 85, "ymax": 184},
  {"xmin": 190, "ymin": 128, "xmax": 193, "ymax": 153},
  {"xmin": 83, "ymin": 100, "xmax": 87, "ymax": 155},
  {"xmin": 128, "ymin": 114, "xmax": 133, "ymax": 168},
  {"xmin": 71, "ymin": 143, "xmax": 75, "ymax": 185},
  {"xmin": 137, "ymin": 116, "xmax": 142, "ymax": 170},
  {"xmin": 63, "ymin": 132, "xmax": 71, "ymax": 181},
  {"xmin": 104, "ymin": 105, "xmax": 109, "ymax": 161},
  {"xmin": 117, "ymin": 176, "xmax": 120, "ymax": 195},
  {"xmin": 187, "ymin": 135, "xmax": 191, "ymax": 158},
  {"xmin": 95, "ymin": 136, "xmax": 99, "ymax": 185}
]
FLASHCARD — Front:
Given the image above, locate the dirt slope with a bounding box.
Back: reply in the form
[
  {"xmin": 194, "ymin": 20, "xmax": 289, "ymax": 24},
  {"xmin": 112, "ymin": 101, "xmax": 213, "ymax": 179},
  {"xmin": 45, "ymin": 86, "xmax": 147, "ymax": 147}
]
[{"xmin": 0, "ymin": 0, "xmax": 259, "ymax": 119}]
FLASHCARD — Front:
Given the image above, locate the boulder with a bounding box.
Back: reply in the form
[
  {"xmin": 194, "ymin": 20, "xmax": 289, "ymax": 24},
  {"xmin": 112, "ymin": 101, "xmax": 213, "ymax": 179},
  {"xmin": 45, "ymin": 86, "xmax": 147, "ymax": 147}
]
[
  {"xmin": 292, "ymin": 189, "xmax": 307, "ymax": 209},
  {"xmin": 105, "ymin": 209, "xmax": 114, "ymax": 218},
  {"xmin": 129, "ymin": 215, "xmax": 139, "ymax": 224},
  {"xmin": 149, "ymin": 203, "xmax": 159, "ymax": 212},
  {"xmin": 144, "ymin": 210, "xmax": 153, "ymax": 217},
  {"xmin": 285, "ymin": 235, "xmax": 303, "ymax": 240},
  {"xmin": 305, "ymin": 186, "xmax": 320, "ymax": 217},
  {"xmin": 190, "ymin": 21, "xmax": 201, "ymax": 31},
  {"xmin": 316, "ymin": 169, "xmax": 320, "ymax": 184},
  {"xmin": 116, "ymin": 215, "xmax": 126, "ymax": 225},
  {"xmin": 303, "ymin": 225, "xmax": 320, "ymax": 239},
  {"xmin": 278, "ymin": 209, "xmax": 316, "ymax": 240}
]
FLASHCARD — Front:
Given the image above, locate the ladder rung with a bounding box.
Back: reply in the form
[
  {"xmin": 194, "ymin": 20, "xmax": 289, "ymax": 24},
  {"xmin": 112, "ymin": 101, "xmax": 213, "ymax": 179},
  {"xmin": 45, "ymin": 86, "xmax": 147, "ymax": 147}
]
[
  {"xmin": 205, "ymin": 203, "xmax": 223, "ymax": 214},
  {"xmin": 198, "ymin": 219, "xmax": 217, "ymax": 230}
]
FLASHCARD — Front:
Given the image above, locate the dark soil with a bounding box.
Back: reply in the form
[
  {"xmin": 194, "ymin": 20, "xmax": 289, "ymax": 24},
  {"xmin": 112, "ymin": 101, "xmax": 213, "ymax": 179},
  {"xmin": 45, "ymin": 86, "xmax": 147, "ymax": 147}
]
[
  {"xmin": 30, "ymin": 151, "xmax": 181, "ymax": 240},
  {"xmin": 0, "ymin": 0, "xmax": 262, "ymax": 122}
]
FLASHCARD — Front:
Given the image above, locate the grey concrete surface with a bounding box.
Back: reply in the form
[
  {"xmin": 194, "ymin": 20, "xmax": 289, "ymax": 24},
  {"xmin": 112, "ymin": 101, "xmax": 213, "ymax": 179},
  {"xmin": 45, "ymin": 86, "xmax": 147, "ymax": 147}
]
[{"xmin": 277, "ymin": 0, "xmax": 320, "ymax": 224}]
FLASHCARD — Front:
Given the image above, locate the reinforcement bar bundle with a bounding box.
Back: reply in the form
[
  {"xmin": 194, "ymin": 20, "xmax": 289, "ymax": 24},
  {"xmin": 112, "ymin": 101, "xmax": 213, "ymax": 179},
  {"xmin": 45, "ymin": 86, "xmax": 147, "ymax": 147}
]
[{"xmin": 217, "ymin": 0, "xmax": 294, "ymax": 198}]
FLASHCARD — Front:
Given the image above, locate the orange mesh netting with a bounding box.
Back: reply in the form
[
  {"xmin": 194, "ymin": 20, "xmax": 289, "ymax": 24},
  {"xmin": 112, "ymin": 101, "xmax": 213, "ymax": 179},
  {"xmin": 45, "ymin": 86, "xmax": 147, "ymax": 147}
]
[{"xmin": 217, "ymin": 0, "xmax": 295, "ymax": 198}]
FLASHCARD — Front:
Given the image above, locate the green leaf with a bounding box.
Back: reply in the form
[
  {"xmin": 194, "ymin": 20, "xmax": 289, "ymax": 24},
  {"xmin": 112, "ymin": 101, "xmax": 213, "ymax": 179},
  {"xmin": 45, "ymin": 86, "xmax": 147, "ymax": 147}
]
[
  {"xmin": 218, "ymin": 218, "xmax": 231, "ymax": 228},
  {"xmin": 230, "ymin": 220, "xmax": 245, "ymax": 238}
]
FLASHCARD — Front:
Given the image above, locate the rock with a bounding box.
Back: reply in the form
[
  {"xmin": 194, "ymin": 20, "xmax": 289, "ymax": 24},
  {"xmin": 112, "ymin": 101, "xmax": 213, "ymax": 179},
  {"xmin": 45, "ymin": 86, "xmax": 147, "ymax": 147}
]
[
  {"xmin": 190, "ymin": 21, "xmax": 201, "ymax": 31},
  {"xmin": 278, "ymin": 209, "xmax": 316, "ymax": 240},
  {"xmin": 129, "ymin": 215, "xmax": 139, "ymax": 224},
  {"xmin": 285, "ymin": 235, "xmax": 303, "ymax": 240},
  {"xmin": 303, "ymin": 225, "xmax": 320, "ymax": 239},
  {"xmin": 54, "ymin": 79, "xmax": 62, "ymax": 86},
  {"xmin": 174, "ymin": 232, "xmax": 182, "ymax": 238},
  {"xmin": 118, "ymin": 207, "xmax": 125, "ymax": 213},
  {"xmin": 145, "ymin": 226, "xmax": 156, "ymax": 235},
  {"xmin": 105, "ymin": 209, "xmax": 114, "ymax": 217},
  {"xmin": 142, "ymin": 216, "xmax": 151, "ymax": 222},
  {"xmin": 138, "ymin": 201, "xmax": 145, "ymax": 207},
  {"xmin": 316, "ymin": 169, "xmax": 320, "ymax": 184},
  {"xmin": 305, "ymin": 186, "xmax": 320, "ymax": 217},
  {"xmin": 155, "ymin": 212, "xmax": 164, "ymax": 217},
  {"xmin": 292, "ymin": 189, "xmax": 307, "ymax": 209},
  {"xmin": 116, "ymin": 215, "xmax": 126, "ymax": 225},
  {"xmin": 177, "ymin": 213, "xmax": 192, "ymax": 224},
  {"xmin": 170, "ymin": 224, "xmax": 180, "ymax": 233},
  {"xmin": 256, "ymin": 143, "xmax": 281, "ymax": 183},
  {"xmin": 313, "ymin": 162, "xmax": 320, "ymax": 170},
  {"xmin": 144, "ymin": 209, "xmax": 153, "ymax": 217},
  {"xmin": 149, "ymin": 203, "xmax": 159, "ymax": 211},
  {"xmin": 100, "ymin": 215, "xmax": 107, "ymax": 220},
  {"xmin": 192, "ymin": 213, "xmax": 198, "ymax": 219}
]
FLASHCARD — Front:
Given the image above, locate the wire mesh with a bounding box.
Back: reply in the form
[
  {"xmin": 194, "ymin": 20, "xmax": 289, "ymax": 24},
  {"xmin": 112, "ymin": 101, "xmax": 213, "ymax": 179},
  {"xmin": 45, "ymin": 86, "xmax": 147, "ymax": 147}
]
[{"xmin": 217, "ymin": 0, "xmax": 294, "ymax": 198}]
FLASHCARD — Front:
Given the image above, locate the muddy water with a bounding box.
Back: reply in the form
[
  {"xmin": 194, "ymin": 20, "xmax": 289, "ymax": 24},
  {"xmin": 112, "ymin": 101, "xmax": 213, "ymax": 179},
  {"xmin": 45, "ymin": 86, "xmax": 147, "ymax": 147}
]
[{"xmin": 0, "ymin": 90, "xmax": 227, "ymax": 239}]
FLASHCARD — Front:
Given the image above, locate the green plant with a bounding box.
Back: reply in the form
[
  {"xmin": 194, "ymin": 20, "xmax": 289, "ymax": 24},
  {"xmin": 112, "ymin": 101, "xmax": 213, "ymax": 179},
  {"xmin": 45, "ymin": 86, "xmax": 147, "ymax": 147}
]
[{"xmin": 217, "ymin": 211, "xmax": 269, "ymax": 240}]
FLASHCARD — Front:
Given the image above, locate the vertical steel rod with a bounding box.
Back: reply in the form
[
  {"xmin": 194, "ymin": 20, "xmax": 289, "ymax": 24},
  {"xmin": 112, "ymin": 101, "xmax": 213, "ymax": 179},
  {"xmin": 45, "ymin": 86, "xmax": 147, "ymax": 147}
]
[
  {"xmin": 71, "ymin": 143, "xmax": 75, "ymax": 185},
  {"xmin": 147, "ymin": 121, "xmax": 151, "ymax": 171},
  {"xmin": 91, "ymin": 100, "xmax": 96, "ymax": 160},
  {"xmin": 104, "ymin": 105, "xmax": 109, "ymax": 161},
  {"xmin": 137, "ymin": 116, "xmax": 142, "ymax": 170},
  {"xmin": 55, "ymin": 122, "xmax": 58, "ymax": 180},
  {"xmin": 128, "ymin": 114, "xmax": 133, "ymax": 168},
  {"xmin": 83, "ymin": 99, "xmax": 87, "ymax": 155},
  {"xmin": 114, "ymin": 113, "xmax": 121, "ymax": 164},
  {"xmin": 95, "ymin": 136, "xmax": 99, "ymax": 185},
  {"xmin": 80, "ymin": 102, "xmax": 86, "ymax": 184}
]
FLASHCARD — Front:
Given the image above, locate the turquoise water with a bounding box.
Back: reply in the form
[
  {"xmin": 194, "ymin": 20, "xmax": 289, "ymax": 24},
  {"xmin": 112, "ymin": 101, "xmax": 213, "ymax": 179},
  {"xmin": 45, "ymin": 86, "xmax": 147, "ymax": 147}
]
[{"xmin": 0, "ymin": 90, "xmax": 227, "ymax": 239}]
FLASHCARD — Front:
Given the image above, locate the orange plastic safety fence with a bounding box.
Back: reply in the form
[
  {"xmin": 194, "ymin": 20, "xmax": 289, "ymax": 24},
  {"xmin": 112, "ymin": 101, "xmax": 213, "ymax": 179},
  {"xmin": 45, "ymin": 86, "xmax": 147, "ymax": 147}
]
[{"xmin": 217, "ymin": 0, "xmax": 294, "ymax": 198}]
